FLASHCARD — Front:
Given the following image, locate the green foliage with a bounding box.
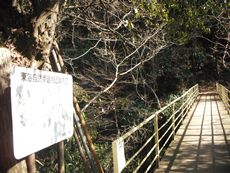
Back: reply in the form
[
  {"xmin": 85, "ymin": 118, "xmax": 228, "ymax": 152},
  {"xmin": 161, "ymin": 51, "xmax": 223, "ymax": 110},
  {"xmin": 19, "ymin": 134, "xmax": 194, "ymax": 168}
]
[
  {"xmin": 174, "ymin": 1, "xmax": 227, "ymax": 41},
  {"xmin": 131, "ymin": 0, "xmax": 217, "ymax": 45},
  {"xmin": 73, "ymin": 83, "xmax": 90, "ymax": 103},
  {"xmin": 115, "ymin": 97, "xmax": 156, "ymax": 129},
  {"xmin": 95, "ymin": 142, "xmax": 113, "ymax": 171},
  {"xmin": 64, "ymin": 137, "xmax": 88, "ymax": 173},
  {"xmin": 36, "ymin": 145, "xmax": 58, "ymax": 173},
  {"xmin": 132, "ymin": 0, "xmax": 169, "ymax": 26}
]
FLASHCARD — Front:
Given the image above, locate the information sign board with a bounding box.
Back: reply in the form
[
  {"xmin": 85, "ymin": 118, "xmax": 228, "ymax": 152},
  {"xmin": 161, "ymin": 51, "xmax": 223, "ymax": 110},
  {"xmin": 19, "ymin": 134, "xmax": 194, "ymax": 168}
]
[{"xmin": 10, "ymin": 66, "xmax": 73, "ymax": 159}]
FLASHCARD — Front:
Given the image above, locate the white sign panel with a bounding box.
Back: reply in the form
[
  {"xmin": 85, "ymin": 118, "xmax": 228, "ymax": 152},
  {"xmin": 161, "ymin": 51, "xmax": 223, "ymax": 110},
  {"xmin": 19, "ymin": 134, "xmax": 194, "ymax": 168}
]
[
  {"xmin": 113, "ymin": 139, "xmax": 126, "ymax": 173},
  {"xmin": 10, "ymin": 66, "xmax": 73, "ymax": 159}
]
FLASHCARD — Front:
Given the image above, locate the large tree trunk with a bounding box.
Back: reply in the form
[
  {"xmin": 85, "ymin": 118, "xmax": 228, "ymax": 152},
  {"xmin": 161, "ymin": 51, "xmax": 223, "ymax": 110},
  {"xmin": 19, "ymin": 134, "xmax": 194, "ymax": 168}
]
[
  {"xmin": 0, "ymin": 1, "xmax": 64, "ymax": 172},
  {"xmin": 0, "ymin": 0, "xmax": 63, "ymax": 67},
  {"xmin": 30, "ymin": 1, "xmax": 62, "ymax": 67},
  {"xmin": 0, "ymin": 48, "xmax": 15, "ymax": 172},
  {"xmin": 0, "ymin": 48, "xmax": 27, "ymax": 172}
]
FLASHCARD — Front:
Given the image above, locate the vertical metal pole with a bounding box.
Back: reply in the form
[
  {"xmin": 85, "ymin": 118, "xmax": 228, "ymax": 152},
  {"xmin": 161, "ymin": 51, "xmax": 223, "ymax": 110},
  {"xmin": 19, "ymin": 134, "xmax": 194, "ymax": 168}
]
[
  {"xmin": 73, "ymin": 97, "xmax": 104, "ymax": 173},
  {"xmin": 228, "ymin": 91, "xmax": 230, "ymax": 114},
  {"xmin": 58, "ymin": 141, "xmax": 65, "ymax": 173},
  {"xmin": 224, "ymin": 89, "xmax": 227, "ymax": 108},
  {"xmin": 196, "ymin": 84, "xmax": 199, "ymax": 97},
  {"xmin": 154, "ymin": 114, "xmax": 159, "ymax": 167},
  {"xmin": 73, "ymin": 130, "xmax": 91, "ymax": 172},
  {"xmin": 182, "ymin": 95, "xmax": 185, "ymax": 119},
  {"xmin": 112, "ymin": 140, "xmax": 119, "ymax": 173},
  {"xmin": 172, "ymin": 103, "xmax": 175, "ymax": 139},
  {"xmin": 74, "ymin": 112, "xmax": 98, "ymax": 173},
  {"xmin": 112, "ymin": 139, "xmax": 126, "ymax": 173},
  {"xmin": 222, "ymin": 87, "xmax": 225, "ymax": 106}
]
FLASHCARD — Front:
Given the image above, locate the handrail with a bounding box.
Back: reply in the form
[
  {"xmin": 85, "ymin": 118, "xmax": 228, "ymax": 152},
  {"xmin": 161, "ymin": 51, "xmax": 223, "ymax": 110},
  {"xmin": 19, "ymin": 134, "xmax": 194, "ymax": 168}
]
[
  {"xmin": 216, "ymin": 83, "xmax": 230, "ymax": 114},
  {"xmin": 112, "ymin": 84, "xmax": 199, "ymax": 173}
]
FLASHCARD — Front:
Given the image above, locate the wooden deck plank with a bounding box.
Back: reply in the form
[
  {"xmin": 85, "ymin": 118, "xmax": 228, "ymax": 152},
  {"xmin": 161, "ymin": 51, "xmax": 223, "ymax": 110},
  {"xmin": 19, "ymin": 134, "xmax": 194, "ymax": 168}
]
[{"xmin": 155, "ymin": 94, "xmax": 230, "ymax": 173}]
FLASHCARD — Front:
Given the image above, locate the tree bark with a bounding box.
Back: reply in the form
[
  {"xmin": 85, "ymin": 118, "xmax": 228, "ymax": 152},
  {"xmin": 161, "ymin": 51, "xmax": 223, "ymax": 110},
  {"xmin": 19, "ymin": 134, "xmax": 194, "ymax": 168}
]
[
  {"xmin": 0, "ymin": 0, "xmax": 63, "ymax": 167},
  {"xmin": 0, "ymin": 0, "xmax": 63, "ymax": 65},
  {"xmin": 30, "ymin": 1, "xmax": 62, "ymax": 64},
  {"xmin": 0, "ymin": 1, "xmax": 64, "ymax": 172},
  {"xmin": 0, "ymin": 48, "xmax": 27, "ymax": 172},
  {"xmin": 57, "ymin": 142, "xmax": 65, "ymax": 173},
  {"xmin": 0, "ymin": 47, "xmax": 15, "ymax": 172}
]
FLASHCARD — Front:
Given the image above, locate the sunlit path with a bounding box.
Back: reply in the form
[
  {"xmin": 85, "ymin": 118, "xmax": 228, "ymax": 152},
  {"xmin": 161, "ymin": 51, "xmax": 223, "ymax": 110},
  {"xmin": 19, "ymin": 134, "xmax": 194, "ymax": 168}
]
[{"xmin": 155, "ymin": 93, "xmax": 230, "ymax": 173}]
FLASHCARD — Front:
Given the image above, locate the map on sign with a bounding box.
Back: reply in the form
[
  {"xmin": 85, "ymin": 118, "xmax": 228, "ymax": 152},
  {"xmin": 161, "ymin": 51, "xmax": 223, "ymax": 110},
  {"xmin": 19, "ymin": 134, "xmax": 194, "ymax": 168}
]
[{"xmin": 10, "ymin": 66, "xmax": 73, "ymax": 159}]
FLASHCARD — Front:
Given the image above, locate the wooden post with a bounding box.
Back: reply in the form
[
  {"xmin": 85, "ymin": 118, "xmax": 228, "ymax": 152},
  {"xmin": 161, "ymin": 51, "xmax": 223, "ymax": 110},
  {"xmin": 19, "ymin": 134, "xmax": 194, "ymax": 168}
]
[
  {"xmin": 26, "ymin": 154, "xmax": 36, "ymax": 173},
  {"xmin": 58, "ymin": 142, "xmax": 65, "ymax": 173},
  {"xmin": 154, "ymin": 114, "xmax": 159, "ymax": 167}
]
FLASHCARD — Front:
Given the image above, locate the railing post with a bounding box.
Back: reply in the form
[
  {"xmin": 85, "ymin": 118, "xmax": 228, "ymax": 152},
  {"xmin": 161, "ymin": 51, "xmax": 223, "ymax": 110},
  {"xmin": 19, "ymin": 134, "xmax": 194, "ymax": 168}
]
[
  {"xmin": 217, "ymin": 83, "xmax": 230, "ymax": 114},
  {"xmin": 112, "ymin": 139, "xmax": 126, "ymax": 173},
  {"xmin": 197, "ymin": 84, "xmax": 199, "ymax": 97},
  {"xmin": 222, "ymin": 87, "xmax": 225, "ymax": 106},
  {"xmin": 194, "ymin": 85, "xmax": 197, "ymax": 97},
  {"xmin": 224, "ymin": 89, "xmax": 227, "ymax": 108},
  {"xmin": 182, "ymin": 95, "xmax": 186, "ymax": 119},
  {"xmin": 154, "ymin": 114, "xmax": 160, "ymax": 167},
  {"xmin": 186, "ymin": 91, "xmax": 190, "ymax": 111},
  {"xmin": 172, "ymin": 103, "xmax": 175, "ymax": 139},
  {"xmin": 228, "ymin": 92, "xmax": 230, "ymax": 114},
  {"xmin": 191, "ymin": 87, "xmax": 194, "ymax": 103}
]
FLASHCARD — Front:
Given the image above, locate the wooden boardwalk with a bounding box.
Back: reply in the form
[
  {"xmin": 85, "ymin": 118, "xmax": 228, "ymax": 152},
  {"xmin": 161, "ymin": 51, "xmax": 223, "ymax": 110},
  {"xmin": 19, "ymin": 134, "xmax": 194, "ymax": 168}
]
[{"xmin": 155, "ymin": 93, "xmax": 230, "ymax": 173}]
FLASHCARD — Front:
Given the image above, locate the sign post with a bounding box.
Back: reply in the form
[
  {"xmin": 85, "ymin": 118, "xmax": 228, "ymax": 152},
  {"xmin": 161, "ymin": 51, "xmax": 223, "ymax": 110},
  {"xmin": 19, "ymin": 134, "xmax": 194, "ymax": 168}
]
[{"xmin": 112, "ymin": 138, "xmax": 126, "ymax": 173}]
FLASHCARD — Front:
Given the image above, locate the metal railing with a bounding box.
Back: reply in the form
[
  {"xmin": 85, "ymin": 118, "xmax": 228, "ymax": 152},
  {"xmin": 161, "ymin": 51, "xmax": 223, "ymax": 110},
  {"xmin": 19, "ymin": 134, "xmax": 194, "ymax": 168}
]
[
  {"xmin": 112, "ymin": 84, "xmax": 199, "ymax": 173},
  {"xmin": 216, "ymin": 83, "xmax": 230, "ymax": 114}
]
